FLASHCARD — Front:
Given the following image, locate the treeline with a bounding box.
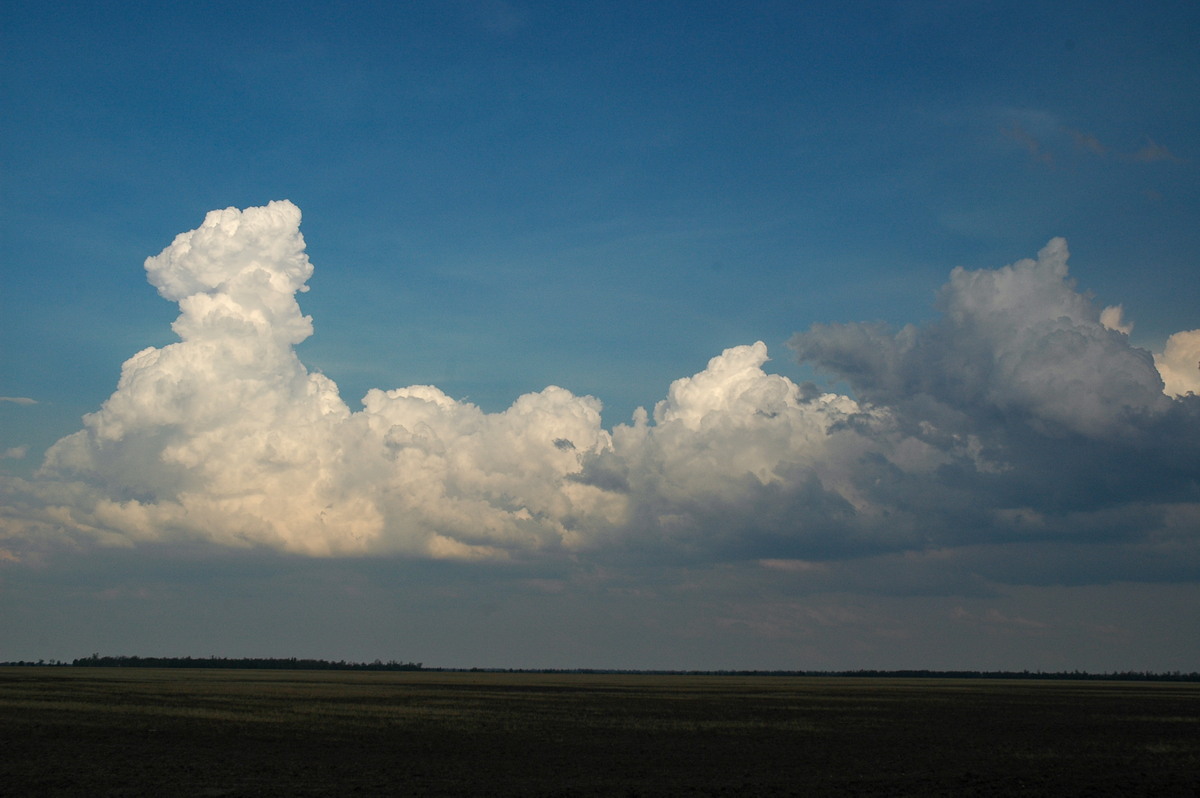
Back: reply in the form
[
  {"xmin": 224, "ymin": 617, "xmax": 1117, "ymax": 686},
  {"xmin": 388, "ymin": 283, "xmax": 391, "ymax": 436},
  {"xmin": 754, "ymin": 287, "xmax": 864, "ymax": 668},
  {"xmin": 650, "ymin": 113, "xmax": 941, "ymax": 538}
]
[
  {"xmin": 733, "ymin": 669, "xmax": 1200, "ymax": 682},
  {"xmin": 447, "ymin": 667, "xmax": 1200, "ymax": 682},
  {"xmin": 0, "ymin": 659, "xmax": 71, "ymax": 667},
  {"xmin": 0, "ymin": 659, "xmax": 1195, "ymax": 681},
  {"xmin": 69, "ymin": 654, "xmax": 424, "ymax": 671}
]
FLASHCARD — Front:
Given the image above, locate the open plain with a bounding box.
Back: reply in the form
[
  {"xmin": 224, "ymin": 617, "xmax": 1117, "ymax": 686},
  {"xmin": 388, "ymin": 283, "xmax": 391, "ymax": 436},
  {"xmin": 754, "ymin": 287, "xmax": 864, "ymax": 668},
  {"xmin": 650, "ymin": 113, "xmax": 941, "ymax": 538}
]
[{"xmin": 1, "ymin": 667, "xmax": 1197, "ymax": 796}]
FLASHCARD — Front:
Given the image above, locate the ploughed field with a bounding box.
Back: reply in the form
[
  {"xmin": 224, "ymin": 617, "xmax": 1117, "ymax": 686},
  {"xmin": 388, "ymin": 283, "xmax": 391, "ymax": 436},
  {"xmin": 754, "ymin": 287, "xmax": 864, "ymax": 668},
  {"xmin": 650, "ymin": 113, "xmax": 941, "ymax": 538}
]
[{"xmin": 1, "ymin": 668, "xmax": 1196, "ymax": 796}]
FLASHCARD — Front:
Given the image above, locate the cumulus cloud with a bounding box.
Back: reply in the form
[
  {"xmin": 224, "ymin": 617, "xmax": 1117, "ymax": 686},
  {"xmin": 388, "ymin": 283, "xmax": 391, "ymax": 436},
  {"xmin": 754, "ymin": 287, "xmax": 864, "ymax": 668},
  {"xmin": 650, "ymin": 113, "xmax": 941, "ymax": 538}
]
[
  {"xmin": 2, "ymin": 203, "xmax": 1197, "ymax": 590},
  {"xmin": 789, "ymin": 237, "xmax": 1200, "ymax": 565},
  {"xmin": 1155, "ymin": 329, "xmax": 1200, "ymax": 397},
  {"xmin": 792, "ymin": 239, "xmax": 1179, "ymax": 439},
  {"xmin": 1099, "ymin": 305, "xmax": 1132, "ymax": 335}
]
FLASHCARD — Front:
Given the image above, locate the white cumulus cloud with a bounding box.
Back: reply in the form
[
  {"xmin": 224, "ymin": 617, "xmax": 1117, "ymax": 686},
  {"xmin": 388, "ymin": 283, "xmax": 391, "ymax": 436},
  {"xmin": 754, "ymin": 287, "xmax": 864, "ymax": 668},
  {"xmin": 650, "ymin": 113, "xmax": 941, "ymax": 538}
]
[
  {"xmin": 1100, "ymin": 305, "xmax": 1132, "ymax": 335},
  {"xmin": 1154, "ymin": 329, "xmax": 1200, "ymax": 397}
]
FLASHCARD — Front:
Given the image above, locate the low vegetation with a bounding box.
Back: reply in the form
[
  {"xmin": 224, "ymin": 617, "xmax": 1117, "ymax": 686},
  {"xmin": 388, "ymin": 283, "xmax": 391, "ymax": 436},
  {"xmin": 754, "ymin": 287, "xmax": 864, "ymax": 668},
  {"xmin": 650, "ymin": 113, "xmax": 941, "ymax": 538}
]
[
  {"xmin": 2, "ymin": 667, "xmax": 1197, "ymax": 796},
  {"xmin": 70, "ymin": 654, "xmax": 424, "ymax": 671}
]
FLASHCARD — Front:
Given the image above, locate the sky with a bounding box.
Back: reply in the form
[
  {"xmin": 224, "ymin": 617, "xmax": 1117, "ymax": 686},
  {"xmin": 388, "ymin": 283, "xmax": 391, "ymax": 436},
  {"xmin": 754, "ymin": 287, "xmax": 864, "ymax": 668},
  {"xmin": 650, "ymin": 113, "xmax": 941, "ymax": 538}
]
[{"xmin": 2, "ymin": 1, "xmax": 1199, "ymax": 671}]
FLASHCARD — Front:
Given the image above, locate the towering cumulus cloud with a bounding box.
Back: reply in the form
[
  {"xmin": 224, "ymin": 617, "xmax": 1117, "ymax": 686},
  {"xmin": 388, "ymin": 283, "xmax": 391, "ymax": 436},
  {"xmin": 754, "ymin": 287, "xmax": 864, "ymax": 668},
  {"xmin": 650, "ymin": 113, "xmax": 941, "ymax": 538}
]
[
  {"xmin": 37, "ymin": 202, "xmax": 362, "ymax": 554},
  {"xmin": 2, "ymin": 203, "xmax": 1198, "ymax": 584}
]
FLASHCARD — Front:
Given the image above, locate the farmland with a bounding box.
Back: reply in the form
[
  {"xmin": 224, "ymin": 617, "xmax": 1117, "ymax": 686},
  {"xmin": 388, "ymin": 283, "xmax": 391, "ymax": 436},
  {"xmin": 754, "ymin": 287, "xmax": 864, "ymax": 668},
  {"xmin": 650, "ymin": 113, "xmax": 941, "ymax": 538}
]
[{"xmin": 1, "ymin": 667, "xmax": 1196, "ymax": 796}]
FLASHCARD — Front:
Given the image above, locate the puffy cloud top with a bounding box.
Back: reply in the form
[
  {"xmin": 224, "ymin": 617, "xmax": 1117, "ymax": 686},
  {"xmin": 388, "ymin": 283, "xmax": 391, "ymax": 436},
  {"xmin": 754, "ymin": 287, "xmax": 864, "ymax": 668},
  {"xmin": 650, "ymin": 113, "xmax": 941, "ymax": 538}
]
[
  {"xmin": 1155, "ymin": 330, "xmax": 1200, "ymax": 397},
  {"xmin": 791, "ymin": 239, "xmax": 1172, "ymax": 438},
  {"xmin": 147, "ymin": 201, "xmax": 309, "ymax": 301},
  {"xmin": 147, "ymin": 201, "xmax": 315, "ymax": 345}
]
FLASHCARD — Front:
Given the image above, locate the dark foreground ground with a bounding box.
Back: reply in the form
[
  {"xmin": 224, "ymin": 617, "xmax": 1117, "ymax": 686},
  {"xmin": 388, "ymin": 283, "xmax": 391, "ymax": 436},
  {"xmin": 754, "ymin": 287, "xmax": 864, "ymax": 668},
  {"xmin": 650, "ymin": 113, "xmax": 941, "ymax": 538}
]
[{"xmin": 1, "ymin": 668, "xmax": 1196, "ymax": 796}]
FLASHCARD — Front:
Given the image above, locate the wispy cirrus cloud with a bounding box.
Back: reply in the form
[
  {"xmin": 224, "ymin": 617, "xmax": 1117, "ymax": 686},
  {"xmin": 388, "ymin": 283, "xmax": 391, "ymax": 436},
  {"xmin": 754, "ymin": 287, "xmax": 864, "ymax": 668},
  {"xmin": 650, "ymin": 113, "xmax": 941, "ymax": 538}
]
[
  {"xmin": 1132, "ymin": 137, "xmax": 1186, "ymax": 163},
  {"xmin": 1000, "ymin": 110, "xmax": 1187, "ymax": 166}
]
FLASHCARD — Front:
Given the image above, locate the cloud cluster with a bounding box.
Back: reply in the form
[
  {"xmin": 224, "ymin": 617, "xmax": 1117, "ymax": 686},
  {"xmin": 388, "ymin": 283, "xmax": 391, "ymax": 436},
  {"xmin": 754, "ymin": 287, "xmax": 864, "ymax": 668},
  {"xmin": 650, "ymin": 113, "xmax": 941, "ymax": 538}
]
[
  {"xmin": 3, "ymin": 202, "xmax": 1197, "ymax": 588},
  {"xmin": 789, "ymin": 238, "xmax": 1200, "ymax": 565}
]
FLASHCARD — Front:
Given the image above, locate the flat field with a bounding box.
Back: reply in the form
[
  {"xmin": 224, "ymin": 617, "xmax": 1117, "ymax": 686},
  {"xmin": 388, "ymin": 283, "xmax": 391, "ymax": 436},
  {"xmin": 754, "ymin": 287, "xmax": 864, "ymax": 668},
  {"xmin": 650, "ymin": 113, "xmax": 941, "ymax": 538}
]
[{"xmin": 1, "ymin": 668, "xmax": 1196, "ymax": 796}]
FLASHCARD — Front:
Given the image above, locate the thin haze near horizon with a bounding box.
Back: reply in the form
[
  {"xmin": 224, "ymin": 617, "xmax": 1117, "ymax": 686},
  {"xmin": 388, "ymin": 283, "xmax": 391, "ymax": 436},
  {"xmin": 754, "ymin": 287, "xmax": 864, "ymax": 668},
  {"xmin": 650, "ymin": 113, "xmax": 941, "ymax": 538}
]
[{"xmin": 2, "ymin": 1, "xmax": 1198, "ymax": 671}]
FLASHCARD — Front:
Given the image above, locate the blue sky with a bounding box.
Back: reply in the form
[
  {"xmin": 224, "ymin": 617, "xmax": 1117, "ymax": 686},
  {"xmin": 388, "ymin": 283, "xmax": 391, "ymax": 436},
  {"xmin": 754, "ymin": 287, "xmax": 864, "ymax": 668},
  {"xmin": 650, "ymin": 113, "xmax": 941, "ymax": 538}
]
[{"xmin": 2, "ymin": 1, "xmax": 1198, "ymax": 670}]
